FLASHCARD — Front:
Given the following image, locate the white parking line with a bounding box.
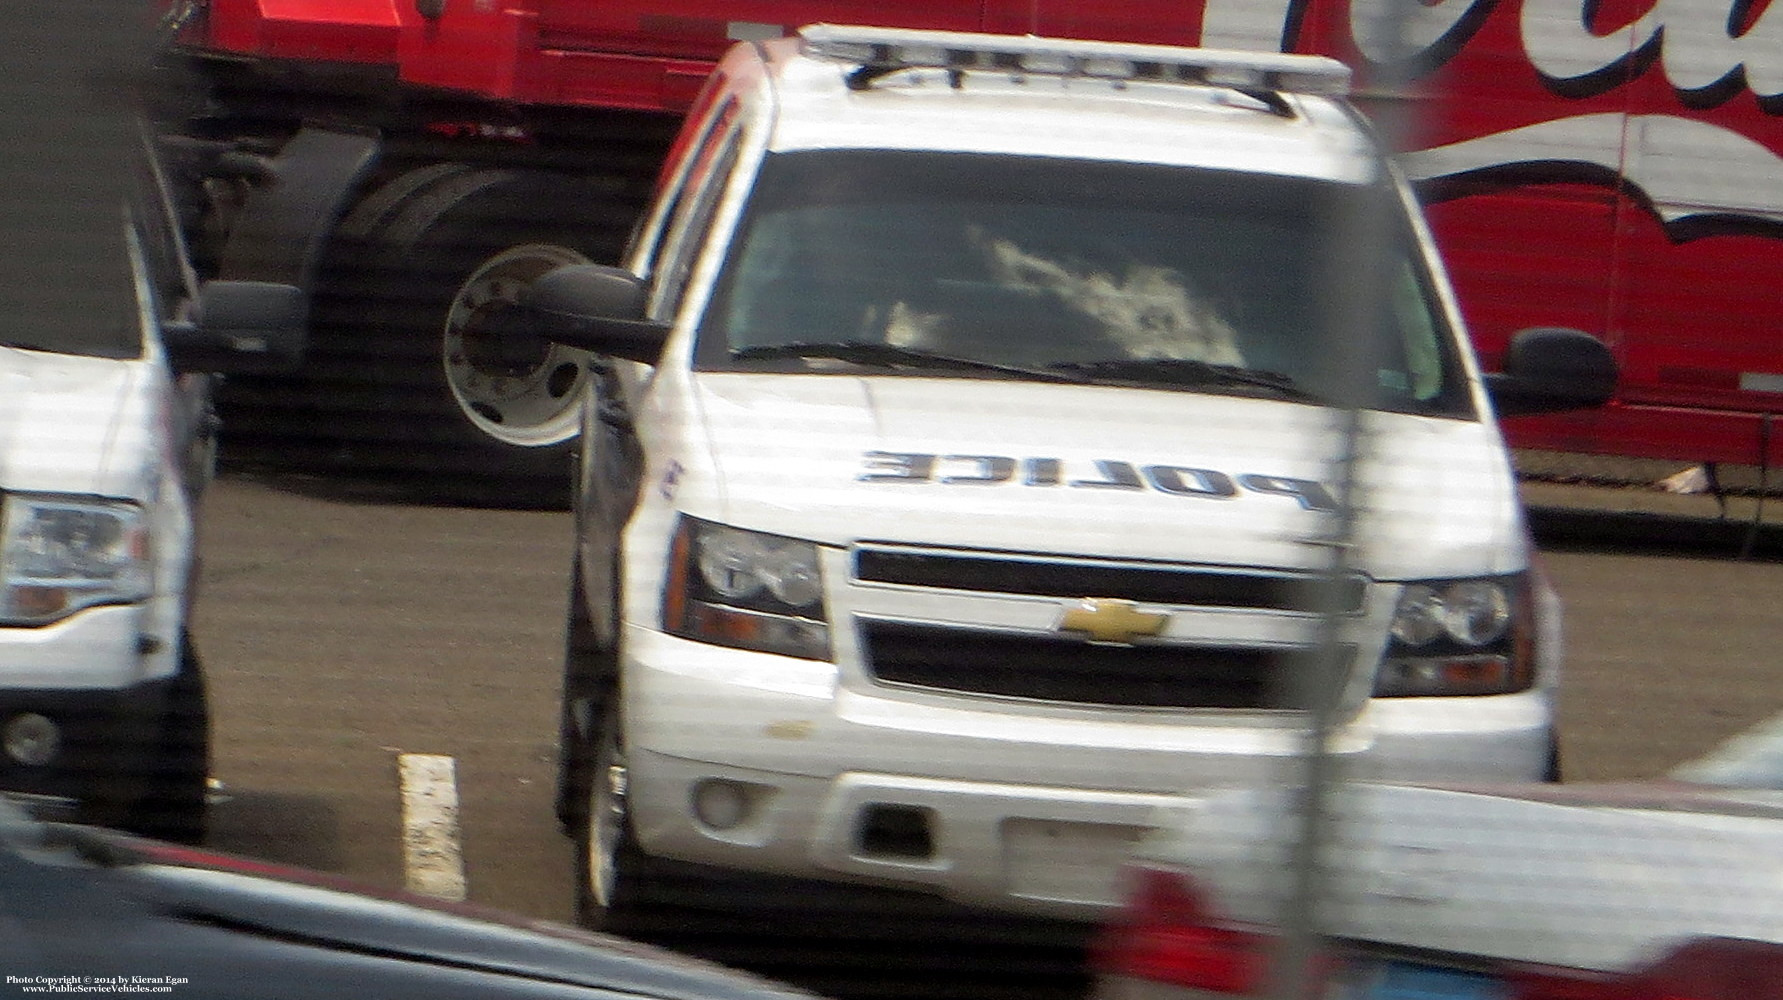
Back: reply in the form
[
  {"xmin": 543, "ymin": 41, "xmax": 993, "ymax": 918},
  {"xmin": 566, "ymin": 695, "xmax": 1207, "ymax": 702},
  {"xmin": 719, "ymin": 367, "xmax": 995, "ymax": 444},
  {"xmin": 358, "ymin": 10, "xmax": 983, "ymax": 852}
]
[{"xmin": 398, "ymin": 753, "xmax": 468, "ymax": 901}]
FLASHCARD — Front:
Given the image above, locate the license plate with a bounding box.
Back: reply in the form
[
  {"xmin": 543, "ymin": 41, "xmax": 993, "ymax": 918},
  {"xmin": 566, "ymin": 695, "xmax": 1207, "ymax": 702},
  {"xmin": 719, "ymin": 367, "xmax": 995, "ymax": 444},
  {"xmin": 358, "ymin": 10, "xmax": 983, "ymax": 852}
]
[
  {"xmin": 1001, "ymin": 818, "xmax": 1146, "ymax": 905},
  {"xmin": 1350, "ymin": 961, "xmax": 1512, "ymax": 1000}
]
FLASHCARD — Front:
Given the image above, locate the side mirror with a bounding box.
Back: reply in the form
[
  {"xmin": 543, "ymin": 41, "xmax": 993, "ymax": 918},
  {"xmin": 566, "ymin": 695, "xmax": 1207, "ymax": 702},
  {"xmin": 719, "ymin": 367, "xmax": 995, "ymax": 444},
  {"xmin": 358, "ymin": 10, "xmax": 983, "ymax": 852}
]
[
  {"xmin": 164, "ymin": 280, "xmax": 306, "ymax": 375},
  {"xmin": 1484, "ymin": 327, "xmax": 1618, "ymax": 418},
  {"xmin": 522, "ymin": 264, "xmax": 670, "ymax": 365}
]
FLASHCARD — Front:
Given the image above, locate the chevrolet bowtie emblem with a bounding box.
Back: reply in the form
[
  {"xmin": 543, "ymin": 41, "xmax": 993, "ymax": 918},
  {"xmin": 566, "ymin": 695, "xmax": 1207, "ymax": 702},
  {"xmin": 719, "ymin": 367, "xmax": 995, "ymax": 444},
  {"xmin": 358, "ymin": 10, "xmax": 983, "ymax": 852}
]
[{"xmin": 1058, "ymin": 598, "xmax": 1168, "ymax": 644}]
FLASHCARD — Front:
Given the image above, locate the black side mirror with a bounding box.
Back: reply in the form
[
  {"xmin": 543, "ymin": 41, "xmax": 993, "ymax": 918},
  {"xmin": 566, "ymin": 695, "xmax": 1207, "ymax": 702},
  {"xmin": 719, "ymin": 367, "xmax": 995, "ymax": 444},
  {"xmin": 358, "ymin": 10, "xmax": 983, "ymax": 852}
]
[
  {"xmin": 164, "ymin": 280, "xmax": 306, "ymax": 375},
  {"xmin": 522, "ymin": 264, "xmax": 670, "ymax": 365},
  {"xmin": 1484, "ymin": 327, "xmax": 1618, "ymax": 418}
]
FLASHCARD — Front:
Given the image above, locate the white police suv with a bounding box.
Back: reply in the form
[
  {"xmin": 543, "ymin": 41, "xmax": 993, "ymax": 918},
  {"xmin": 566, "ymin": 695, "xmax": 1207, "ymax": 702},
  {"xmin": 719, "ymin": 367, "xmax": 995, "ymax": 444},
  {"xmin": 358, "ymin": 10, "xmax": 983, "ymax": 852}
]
[
  {"xmin": 1, "ymin": 7, "xmax": 304, "ymax": 842},
  {"xmin": 528, "ymin": 25, "xmax": 1618, "ymax": 924}
]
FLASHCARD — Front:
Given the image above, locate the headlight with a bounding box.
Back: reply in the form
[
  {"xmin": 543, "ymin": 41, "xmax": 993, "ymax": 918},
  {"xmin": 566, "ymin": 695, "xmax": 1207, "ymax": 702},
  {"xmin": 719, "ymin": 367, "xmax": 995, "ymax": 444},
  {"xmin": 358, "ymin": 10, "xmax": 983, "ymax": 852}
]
[
  {"xmin": 1388, "ymin": 579, "xmax": 1510, "ymax": 648},
  {"xmin": 1375, "ymin": 574, "xmax": 1531, "ymax": 697},
  {"xmin": 664, "ymin": 517, "xmax": 830, "ymax": 660},
  {"xmin": 694, "ymin": 525, "xmax": 823, "ymax": 607},
  {"xmin": 1, "ymin": 495, "xmax": 151, "ymax": 624}
]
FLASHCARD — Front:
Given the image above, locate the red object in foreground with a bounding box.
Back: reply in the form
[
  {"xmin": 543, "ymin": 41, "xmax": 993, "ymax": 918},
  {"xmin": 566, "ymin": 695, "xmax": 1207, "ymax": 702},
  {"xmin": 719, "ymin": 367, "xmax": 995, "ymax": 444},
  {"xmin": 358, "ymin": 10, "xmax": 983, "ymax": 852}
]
[
  {"xmin": 1095, "ymin": 864, "xmax": 1783, "ymax": 1000},
  {"xmin": 1092, "ymin": 868, "xmax": 1274, "ymax": 996}
]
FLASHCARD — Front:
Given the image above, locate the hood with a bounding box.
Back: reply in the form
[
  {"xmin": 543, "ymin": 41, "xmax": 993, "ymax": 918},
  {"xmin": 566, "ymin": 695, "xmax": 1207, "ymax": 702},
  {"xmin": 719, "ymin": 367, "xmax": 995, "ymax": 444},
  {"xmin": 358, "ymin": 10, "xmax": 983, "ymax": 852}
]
[
  {"xmin": 0, "ymin": 346, "xmax": 160, "ymax": 500},
  {"xmin": 1138, "ymin": 781, "xmax": 1783, "ymax": 974},
  {"xmin": 681, "ymin": 374, "xmax": 1522, "ymax": 579},
  {"xmin": 43, "ymin": 824, "xmax": 809, "ymax": 1000}
]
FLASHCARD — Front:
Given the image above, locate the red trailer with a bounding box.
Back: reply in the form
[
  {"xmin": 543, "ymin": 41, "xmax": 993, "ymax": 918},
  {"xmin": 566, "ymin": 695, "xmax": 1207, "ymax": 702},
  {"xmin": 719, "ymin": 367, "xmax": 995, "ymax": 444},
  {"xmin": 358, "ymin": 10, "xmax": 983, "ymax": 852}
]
[{"xmin": 150, "ymin": 0, "xmax": 1783, "ymax": 484}]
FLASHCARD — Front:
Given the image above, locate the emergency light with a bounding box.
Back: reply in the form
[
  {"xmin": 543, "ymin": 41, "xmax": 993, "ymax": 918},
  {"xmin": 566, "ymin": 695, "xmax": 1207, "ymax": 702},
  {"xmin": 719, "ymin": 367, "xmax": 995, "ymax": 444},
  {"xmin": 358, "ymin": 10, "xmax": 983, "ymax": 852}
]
[{"xmin": 798, "ymin": 23, "xmax": 1353, "ymax": 96}]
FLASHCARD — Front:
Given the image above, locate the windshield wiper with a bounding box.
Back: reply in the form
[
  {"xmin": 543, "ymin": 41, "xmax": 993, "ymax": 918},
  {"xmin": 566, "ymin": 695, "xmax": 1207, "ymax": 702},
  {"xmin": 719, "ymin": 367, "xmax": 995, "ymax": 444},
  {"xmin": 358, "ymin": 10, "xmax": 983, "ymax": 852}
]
[
  {"xmin": 732, "ymin": 341, "xmax": 1086, "ymax": 384},
  {"xmin": 1049, "ymin": 358, "xmax": 1322, "ymax": 401}
]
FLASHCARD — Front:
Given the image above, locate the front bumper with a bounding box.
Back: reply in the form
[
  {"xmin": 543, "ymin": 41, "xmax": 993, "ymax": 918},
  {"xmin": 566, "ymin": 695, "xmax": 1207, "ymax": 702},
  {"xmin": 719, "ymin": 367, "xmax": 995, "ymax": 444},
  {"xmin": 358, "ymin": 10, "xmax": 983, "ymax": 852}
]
[
  {"xmin": 0, "ymin": 678, "xmax": 177, "ymax": 826},
  {"xmin": 0, "ymin": 605, "xmax": 178, "ymax": 825},
  {"xmin": 620, "ymin": 626, "xmax": 1554, "ymax": 920}
]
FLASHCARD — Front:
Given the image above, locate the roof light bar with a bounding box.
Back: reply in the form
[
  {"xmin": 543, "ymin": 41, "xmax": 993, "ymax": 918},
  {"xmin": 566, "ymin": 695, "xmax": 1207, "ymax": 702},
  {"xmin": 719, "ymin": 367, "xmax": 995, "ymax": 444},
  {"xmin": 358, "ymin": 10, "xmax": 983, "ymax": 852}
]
[{"xmin": 799, "ymin": 24, "xmax": 1351, "ymax": 96}]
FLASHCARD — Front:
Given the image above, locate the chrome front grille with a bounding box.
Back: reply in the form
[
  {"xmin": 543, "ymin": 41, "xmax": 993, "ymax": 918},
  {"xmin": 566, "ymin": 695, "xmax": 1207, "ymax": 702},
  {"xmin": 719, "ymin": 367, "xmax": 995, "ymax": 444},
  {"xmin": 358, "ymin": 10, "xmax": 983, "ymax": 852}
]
[
  {"xmin": 853, "ymin": 547, "xmax": 1362, "ymax": 613},
  {"xmin": 851, "ymin": 546, "xmax": 1359, "ymax": 709},
  {"xmin": 859, "ymin": 619, "xmax": 1312, "ymax": 709}
]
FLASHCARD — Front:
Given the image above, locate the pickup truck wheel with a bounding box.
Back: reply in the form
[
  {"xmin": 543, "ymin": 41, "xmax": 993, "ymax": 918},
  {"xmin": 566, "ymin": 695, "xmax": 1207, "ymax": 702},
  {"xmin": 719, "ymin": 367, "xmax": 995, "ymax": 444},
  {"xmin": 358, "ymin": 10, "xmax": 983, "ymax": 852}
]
[
  {"xmin": 124, "ymin": 640, "xmax": 211, "ymax": 844},
  {"xmin": 572, "ymin": 699, "xmax": 648, "ymax": 931}
]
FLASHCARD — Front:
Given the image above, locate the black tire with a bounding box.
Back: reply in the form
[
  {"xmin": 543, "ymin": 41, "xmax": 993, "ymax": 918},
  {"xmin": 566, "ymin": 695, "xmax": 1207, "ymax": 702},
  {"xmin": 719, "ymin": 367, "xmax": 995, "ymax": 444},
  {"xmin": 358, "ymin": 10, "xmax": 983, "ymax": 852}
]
[
  {"xmin": 225, "ymin": 166, "xmax": 636, "ymax": 504},
  {"xmin": 558, "ymin": 555, "xmax": 651, "ymax": 930},
  {"xmin": 556, "ymin": 558, "xmax": 615, "ymax": 835},
  {"xmin": 570, "ymin": 697, "xmax": 654, "ymax": 932},
  {"xmin": 564, "ymin": 683, "xmax": 834, "ymax": 944},
  {"xmin": 212, "ymin": 164, "xmax": 470, "ymax": 476},
  {"xmin": 555, "ymin": 690, "xmax": 592, "ymax": 838},
  {"xmin": 124, "ymin": 641, "xmax": 211, "ymax": 844}
]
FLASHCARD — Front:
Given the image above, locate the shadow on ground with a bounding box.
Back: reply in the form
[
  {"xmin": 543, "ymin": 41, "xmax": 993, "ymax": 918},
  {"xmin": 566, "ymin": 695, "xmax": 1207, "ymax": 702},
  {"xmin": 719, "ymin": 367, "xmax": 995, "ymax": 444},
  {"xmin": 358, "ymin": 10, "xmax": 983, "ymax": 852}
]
[
  {"xmin": 204, "ymin": 787, "xmax": 345, "ymax": 875},
  {"xmin": 215, "ymin": 452, "xmax": 570, "ymax": 511},
  {"xmin": 1529, "ymin": 504, "xmax": 1783, "ymax": 561},
  {"xmin": 606, "ymin": 866, "xmax": 1098, "ymax": 1000}
]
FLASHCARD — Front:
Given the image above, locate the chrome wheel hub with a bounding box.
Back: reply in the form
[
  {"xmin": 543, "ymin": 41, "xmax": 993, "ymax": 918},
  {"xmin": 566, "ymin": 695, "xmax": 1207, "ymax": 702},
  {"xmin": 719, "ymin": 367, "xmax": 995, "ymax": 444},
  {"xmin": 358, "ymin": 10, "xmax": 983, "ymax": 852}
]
[{"xmin": 442, "ymin": 243, "xmax": 591, "ymax": 448}]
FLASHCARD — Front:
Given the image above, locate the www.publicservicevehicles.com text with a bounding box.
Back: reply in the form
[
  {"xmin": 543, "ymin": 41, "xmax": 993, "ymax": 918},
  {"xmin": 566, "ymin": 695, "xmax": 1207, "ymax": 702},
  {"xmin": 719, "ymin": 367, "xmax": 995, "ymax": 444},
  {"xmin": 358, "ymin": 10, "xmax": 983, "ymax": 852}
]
[{"xmin": 7, "ymin": 977, "xmax": 186, "ymax": 993}]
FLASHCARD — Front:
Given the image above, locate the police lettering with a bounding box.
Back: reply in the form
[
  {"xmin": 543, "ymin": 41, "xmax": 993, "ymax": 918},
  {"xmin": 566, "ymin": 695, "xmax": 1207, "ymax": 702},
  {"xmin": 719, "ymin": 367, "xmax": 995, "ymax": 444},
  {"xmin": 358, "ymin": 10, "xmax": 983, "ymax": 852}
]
[{"xmin": 859, "ymin": 452, "xmax": 1336, "ymax": 510}]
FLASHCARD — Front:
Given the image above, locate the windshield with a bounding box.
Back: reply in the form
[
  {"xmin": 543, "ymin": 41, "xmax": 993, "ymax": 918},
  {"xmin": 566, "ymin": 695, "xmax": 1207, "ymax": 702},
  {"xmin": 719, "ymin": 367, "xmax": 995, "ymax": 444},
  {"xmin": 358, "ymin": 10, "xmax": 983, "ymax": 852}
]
[
  {"xmin": 0, "ymin": 0, "xmax": 145, "ymax": 360},
  {"xmin": 697, "ymin": 150, "xmax": 1472, "ymax": 417}
]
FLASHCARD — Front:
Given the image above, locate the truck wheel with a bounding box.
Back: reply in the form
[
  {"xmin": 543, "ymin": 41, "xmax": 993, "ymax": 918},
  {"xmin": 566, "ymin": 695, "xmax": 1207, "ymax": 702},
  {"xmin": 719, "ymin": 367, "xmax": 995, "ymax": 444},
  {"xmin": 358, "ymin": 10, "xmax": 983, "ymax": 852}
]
[
  {"xmin": 313, "ymin": 167, "xmax": 634, "ymax": 497},
  {"xmin": 572, "ymin": 698, "xmax": 649, "ymax": 931},
  {"xmin": 125, "ymin": 641, "xmax": 211, "ymax": 845}
]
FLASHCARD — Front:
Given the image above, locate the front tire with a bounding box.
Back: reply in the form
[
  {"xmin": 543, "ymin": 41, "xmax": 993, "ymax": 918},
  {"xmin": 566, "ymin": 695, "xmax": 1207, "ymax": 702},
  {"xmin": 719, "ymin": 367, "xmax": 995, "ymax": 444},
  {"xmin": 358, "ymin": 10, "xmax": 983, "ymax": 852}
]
[
  {"xmin": 559, "ymin": 557, "xmax": 650, "ymax": 931},
  {"xmin": 123, "ymin": 640, "xmax": 211, "ymax": 844},
  {"xmin": 556, "ymin": 558, "xmax": 615, "ymax": 835},
  {"xmin": 571, "ymin": 698, "xmax": 650, "ymax": 931}
]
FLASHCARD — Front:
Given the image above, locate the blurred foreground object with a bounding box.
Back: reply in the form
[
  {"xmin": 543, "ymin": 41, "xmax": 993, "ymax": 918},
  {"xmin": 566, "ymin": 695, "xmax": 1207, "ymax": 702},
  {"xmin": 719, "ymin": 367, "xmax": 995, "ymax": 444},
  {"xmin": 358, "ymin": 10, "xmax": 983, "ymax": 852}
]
[
  {"xmin": 0, "ymin": 798, "xmax": 816, "ymax": 1000},
  {"xmin": 1094, "ymin": 712, "xmax": 1783, "ymax": 1000}
]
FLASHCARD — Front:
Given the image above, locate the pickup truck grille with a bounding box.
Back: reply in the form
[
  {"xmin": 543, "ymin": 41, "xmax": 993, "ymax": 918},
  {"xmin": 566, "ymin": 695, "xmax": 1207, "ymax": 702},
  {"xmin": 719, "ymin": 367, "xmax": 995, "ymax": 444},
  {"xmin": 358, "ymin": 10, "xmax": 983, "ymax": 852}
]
[
  {"xmin": 853, "ymin": 548, "xmax": 1363, "ymax": 613},
  {"xmin": 859, "ymin": 619, "xmax": 1310, "ymax": 710}
]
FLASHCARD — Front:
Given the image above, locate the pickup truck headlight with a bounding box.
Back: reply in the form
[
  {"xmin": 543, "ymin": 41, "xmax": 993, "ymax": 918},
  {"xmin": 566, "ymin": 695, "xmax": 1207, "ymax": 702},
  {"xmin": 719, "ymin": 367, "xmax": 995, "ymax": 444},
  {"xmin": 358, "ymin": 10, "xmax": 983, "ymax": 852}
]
[
  {"xmin": 1374, "ymin": 574, "xmax": 1532, "ymax": 697},
  {"xmin": 663, "ymin": 517, "xmax": 830, "ymax": 660},
  {"xmin": 1, "ymin": 495, "xmax": 151, "ymax": 624}
]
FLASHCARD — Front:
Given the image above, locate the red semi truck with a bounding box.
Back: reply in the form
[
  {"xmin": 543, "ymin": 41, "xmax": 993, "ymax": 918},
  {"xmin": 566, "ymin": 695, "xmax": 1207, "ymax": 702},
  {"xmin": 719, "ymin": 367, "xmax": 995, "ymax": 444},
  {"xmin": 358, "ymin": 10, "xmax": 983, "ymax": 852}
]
[{"xmin": 148, "ymin": 0, "xmax": 1783, "ymax": 484}]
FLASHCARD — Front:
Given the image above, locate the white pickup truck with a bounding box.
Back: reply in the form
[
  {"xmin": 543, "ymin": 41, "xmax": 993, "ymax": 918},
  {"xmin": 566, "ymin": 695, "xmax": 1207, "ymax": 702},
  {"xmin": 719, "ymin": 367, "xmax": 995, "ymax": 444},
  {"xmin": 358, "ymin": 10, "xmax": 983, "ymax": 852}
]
[
  {"xmin": 0, "ymin": 2, "xmax": 305, "ymax": 843},
  {"xmin": 521, "ymin": 25, "xmax": 1618, "ymax": 925}
]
